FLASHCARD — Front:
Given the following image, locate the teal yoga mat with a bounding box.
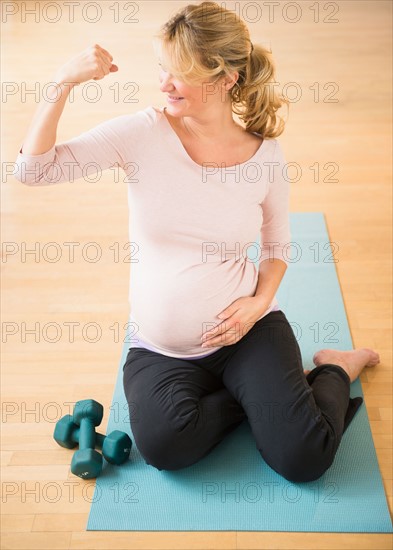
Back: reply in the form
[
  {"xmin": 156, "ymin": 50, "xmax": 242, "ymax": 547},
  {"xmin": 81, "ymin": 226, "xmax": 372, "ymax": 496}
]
[{"xmin": 87, "ymin": 212, "xmax": 393, "ymax": 533}]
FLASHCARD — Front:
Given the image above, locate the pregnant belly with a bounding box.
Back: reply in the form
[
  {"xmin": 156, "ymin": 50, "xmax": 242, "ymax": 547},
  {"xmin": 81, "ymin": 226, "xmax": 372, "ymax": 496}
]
[{"xmin": 128, "ymin": 261, "xmax": 260, "ymax": 356}]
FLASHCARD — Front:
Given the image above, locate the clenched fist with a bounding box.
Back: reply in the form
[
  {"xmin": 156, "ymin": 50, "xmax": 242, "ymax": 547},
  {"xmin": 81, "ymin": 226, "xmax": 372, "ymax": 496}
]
[{"xmin": 53, "ymin": 44, "xmax": 118, "ymax": 85}]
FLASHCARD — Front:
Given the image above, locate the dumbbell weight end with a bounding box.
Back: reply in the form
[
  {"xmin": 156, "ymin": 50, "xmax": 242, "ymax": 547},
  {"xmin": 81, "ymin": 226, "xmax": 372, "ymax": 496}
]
[
  {"xmin": 71, "ymin": 401, "xmax": 103, "ymax": 479},
  {"xmin": 54, "ymin": 415, "xmax": 132, "ymax": 466}
]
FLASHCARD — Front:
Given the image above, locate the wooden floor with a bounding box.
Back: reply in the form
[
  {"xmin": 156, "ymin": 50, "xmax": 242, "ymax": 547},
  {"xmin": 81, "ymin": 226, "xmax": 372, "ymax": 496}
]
[{"xmin": 1, "ymin": 1, "xmax": 392, "ymax": 548}]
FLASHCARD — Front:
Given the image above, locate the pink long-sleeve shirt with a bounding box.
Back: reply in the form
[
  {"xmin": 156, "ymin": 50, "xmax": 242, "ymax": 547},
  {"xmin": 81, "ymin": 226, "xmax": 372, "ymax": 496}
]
[{"xmin": 13, "ymin": 105, "xmax": 291, "ymax": 359}]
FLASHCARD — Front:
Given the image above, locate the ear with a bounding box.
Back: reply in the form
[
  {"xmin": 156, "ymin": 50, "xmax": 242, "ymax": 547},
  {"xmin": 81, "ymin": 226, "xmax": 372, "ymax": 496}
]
[{"xmin": 224, "ymin": 71, "xmax": 239, "ymax": 91}]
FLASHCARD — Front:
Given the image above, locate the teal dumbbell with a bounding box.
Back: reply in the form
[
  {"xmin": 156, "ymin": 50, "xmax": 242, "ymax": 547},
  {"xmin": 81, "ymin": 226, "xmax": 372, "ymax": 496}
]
[
  {"xmin": 54, "ymin": 414, "xmax": 132, "ymax": 472},
  {"xmin": 70, "ymin": 399, "xmax": 104, "ymax": 479}
]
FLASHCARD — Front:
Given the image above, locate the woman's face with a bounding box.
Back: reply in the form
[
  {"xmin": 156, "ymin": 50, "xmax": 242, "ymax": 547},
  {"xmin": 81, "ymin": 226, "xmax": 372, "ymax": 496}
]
[{"xmin": 158, "ymin": 60, "xmax": 226, "ymax": 114}]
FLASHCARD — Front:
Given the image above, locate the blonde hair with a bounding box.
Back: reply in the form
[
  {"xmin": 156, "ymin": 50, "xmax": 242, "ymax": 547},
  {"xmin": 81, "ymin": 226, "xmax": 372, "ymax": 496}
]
[{"xmin": 153, "ymin": 1, "xmax": 289, "ymax": 138}]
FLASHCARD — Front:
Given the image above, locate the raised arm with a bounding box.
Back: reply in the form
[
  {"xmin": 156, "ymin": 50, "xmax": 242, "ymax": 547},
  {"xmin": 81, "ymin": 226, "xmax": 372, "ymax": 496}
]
[{"xmin": 13, "ymin": 44, "xmax": 121, "ymax": 185}]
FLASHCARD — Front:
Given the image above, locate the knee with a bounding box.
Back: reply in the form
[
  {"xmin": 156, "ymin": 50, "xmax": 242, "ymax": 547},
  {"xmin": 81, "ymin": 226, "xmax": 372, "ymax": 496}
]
[
  {"xmin": 273, "ymin": 456, "xmax": 330, "ymax": 483},
  {"xmin": 261, "ymin": 438, "xmax": 335, "ymax": 483},
  {"xmin": 132, "ymin": 423, "xmax": 197, "ymax": 471}
]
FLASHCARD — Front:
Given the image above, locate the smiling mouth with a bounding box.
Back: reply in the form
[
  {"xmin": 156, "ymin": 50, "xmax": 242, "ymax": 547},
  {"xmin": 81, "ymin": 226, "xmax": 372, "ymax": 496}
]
[{"xmin": 168, "ymin": 96, "xmax": 184, "ymax": 99}]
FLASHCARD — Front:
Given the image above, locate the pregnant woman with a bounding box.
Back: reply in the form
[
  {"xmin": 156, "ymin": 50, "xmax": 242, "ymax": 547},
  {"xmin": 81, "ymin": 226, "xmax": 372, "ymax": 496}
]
[{"xmin": 14, "ymin": 1, "xmax": 379, "ymax": 482}]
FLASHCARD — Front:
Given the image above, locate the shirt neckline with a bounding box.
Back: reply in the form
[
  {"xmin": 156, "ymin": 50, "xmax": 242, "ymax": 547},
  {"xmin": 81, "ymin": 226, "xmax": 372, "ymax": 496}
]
[{"xmin": 159, "ymin": 106, "xmax": 268, "ymax": 170}]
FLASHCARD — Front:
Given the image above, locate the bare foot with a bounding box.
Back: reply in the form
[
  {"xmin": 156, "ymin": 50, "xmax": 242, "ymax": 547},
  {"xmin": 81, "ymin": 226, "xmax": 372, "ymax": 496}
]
[{"xmin": 310, "ymin": 347, "xmax": 380, "ymax": 383}]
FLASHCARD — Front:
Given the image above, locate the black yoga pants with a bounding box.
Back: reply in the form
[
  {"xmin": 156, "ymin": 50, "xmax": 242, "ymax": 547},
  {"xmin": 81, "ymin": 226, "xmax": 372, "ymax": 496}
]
[{"xmin": 122, "ymin": 309, "xmax": 363, "ymax": 483}]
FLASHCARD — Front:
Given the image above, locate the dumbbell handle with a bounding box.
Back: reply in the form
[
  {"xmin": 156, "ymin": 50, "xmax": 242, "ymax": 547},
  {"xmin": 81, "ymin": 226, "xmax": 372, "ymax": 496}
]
[
  {"xmin": 79, "ymin": 417, "xmax": 96, "ymax": 450},
  {"xmin": 68, "ymin": 424, "xmax": 106, "ymax": 450}
]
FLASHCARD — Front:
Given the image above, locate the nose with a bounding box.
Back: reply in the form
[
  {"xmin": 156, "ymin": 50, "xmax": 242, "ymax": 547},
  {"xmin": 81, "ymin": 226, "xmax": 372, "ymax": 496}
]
[{"xmin": 159, "ymin": 72, "xmax": 176, "ymax": 93}]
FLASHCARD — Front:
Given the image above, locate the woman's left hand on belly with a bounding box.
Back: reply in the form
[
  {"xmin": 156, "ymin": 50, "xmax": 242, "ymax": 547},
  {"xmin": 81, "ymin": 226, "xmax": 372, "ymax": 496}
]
[{"xmin": 200, "ymin": 296, "xmax": 269, "ymax": 348}]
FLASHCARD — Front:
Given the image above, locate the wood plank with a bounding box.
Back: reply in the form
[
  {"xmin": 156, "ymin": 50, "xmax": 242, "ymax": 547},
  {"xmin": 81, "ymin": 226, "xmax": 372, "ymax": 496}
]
[
  {"xmin": 369, "ymin": 420, "xmax": 393, "ymax": 435},
  {"xmin": 70, "ymin": 532, "xmax": 237, "ymax": 549},
  {"xmin": 1, "ymin": 515, "xmax": 35, "ymax": 532},
  {"xmin": 32, "ymin": 514, "xmax": 87, "ymax": 532},
  {"xmin": 236, "ymin": 533, "xmax": 393, "ymax": 550},
  {"xmin": 0, "ymin": 533, "xmax": 72, "ymax": 549}
]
